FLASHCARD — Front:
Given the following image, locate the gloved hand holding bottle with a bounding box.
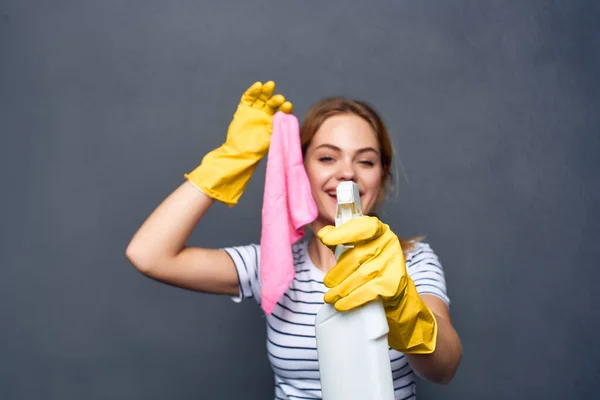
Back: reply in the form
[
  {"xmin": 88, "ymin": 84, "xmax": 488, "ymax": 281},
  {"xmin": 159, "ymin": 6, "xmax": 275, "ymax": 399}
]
[
  {"xmin": 317, "ymin": 215, "xmax": 438, "ymax": 354},
  {"xmin": 185, "ymin": 81, "xmax": 293, "ymax": 206}
]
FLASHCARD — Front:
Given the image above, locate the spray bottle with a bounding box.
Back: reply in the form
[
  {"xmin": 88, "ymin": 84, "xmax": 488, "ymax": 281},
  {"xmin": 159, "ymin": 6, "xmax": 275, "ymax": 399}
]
[{"xmin": 315, "ymin": 181, "xmax": 395, "ymax": 400}]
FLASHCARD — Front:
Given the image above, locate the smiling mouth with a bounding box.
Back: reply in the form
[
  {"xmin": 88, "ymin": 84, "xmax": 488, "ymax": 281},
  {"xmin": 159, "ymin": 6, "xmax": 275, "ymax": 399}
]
[{"xmin": 326, "ymin": 191, "xmax": 364, "ymax": 200}]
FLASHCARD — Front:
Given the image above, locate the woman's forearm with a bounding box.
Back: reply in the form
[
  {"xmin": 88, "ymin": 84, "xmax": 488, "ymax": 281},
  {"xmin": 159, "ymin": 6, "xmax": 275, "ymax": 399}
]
[
  {"xmin": 405, "ymin": 298, "xmax": 462, "ymax": 384},
  {"xmin": 126, "ymin": 181, "xmax": 215, "ymax": 271}
]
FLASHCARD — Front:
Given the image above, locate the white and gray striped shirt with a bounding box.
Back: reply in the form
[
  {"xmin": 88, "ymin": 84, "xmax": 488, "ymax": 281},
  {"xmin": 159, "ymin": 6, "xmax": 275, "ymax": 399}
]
[{"xmin": 224, "ymin": 240, "xmax": 450, "ymax": 400}]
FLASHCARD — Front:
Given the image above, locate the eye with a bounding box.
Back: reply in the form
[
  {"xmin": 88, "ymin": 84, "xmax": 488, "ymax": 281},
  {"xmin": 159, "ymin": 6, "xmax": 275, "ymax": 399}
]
[
  {"xmin": 319, "ymin": 156, "xmax": 335, "ymax": 163},
  {"xmin": 359, "ymin": 160, "xmax": 375, "ymax": 166}
]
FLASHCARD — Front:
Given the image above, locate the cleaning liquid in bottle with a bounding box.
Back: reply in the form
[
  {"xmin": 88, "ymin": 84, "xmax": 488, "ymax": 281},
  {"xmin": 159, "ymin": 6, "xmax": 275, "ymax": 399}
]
[{"xmin": 315, "ymin": 181, "xmax": 395, "ymax": 400}]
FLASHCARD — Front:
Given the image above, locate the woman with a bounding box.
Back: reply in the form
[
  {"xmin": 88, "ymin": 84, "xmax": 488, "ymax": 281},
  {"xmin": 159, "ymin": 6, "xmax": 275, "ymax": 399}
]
[{"xmin": 126, "ymin": 81, "xmax": 462, "ymax": 399}]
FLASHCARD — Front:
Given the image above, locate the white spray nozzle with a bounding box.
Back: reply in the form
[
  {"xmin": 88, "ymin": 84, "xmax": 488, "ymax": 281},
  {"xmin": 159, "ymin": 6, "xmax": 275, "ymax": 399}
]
[
  {"xmin": 334, "ymin": 182, "xmax": 363, "ymax": 260},
  {"xmin": 335, "ymin": 181, "xmax": 363, "ymax": 228},
  {"xmin": 336, "ymin": 181, "xmax": 360, "ymax": 205}
]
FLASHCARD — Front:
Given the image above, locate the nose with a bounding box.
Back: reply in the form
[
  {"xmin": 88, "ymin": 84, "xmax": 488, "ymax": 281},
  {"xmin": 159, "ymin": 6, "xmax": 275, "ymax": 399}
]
[{"xmin": 336, "ymin": 160, "xmax": 356, "ymax": 182}]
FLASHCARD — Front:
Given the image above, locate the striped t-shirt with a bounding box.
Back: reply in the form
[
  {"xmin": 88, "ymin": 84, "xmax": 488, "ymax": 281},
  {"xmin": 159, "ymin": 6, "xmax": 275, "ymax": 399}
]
[{"xmin": 223, "ymin": 239, "xmax": 450, "ymax": 400}]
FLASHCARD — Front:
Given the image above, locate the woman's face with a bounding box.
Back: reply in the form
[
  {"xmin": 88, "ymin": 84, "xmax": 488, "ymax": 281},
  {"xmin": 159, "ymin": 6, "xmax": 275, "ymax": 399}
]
[{"xmin": 304, "ymin": 114, "xmax": 383, "ymax": 227}]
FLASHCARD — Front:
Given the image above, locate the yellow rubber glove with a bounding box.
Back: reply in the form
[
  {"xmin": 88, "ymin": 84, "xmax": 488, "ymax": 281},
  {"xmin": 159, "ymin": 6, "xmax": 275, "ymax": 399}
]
[
  {"xmin": 317, "ymin": 216, "xmax": 438, "ymax": 354},
  {"xmin": 185, "ymin": 81, "xmax": 293, "ymax": 206}
]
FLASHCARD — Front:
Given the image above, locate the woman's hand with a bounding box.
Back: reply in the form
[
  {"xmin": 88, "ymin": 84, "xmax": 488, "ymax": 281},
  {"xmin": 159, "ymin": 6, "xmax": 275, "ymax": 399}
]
[
  {"xmin": 317, "ymin": 216, "xmax": 438, "ymax": 354},
  {"xmin": 185, "ymin": 81, "xmax": 293, "ymax": 207},
  {"xmin": 224, "ymin": 81, "xmax": 293, "ymax": 157}
]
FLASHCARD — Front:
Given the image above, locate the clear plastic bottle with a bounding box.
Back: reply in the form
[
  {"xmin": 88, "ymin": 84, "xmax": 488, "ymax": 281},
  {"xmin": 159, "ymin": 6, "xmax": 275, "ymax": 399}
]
[{"xmin": 315, "ymin": 181, "xmax": 395, "ymax": 400}]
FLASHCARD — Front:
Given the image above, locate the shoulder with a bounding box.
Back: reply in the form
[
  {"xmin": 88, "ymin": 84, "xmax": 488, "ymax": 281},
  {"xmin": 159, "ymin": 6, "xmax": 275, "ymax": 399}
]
[
  {"xmin": 221, "ymin": 243, "xmax": 262, "ymax": 304},
  {"xmin": 404, "ymin": 241, "xmax": 446, "ymax": 278},
  {"xmin": 222, "ymin": 242, "xmax": 260, "ymax": 255},
  {"xmin": 222, "ymin": 243, "xmax": 261, "ymax": 266},
  {"xmin": 404, "ymin": 241, "xmax": 451, "ymax": 305},
  {"xmin": 405, "ymin": 241, "xmax": 441, "ymax": 266},
  {"xmin": 223, "ymin": 240, "xmax": 307, "ymax": 269}
]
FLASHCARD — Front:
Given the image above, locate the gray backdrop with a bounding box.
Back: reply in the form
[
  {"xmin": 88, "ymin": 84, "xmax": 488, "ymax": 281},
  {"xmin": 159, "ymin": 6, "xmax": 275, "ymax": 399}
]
[{"xmin": 2, "ymin": 1, "xmax": 599, "ymax": 399}]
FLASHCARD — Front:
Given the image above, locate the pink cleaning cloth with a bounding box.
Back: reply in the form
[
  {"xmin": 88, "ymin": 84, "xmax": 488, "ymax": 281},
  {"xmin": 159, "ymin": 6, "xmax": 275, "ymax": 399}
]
[{"xmin": 260, "ymin": 112, "xmax": 318, "ymax": 315}]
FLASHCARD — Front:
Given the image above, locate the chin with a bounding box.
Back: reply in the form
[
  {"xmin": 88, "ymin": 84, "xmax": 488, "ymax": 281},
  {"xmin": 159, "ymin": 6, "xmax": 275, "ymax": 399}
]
[
  {"xmin": 319, "ymin": 209, "xmax": 337, "ymax": 226},
  {"xmin": 314, "ymin": 202, "xmax": 336, "ymax": 227}
]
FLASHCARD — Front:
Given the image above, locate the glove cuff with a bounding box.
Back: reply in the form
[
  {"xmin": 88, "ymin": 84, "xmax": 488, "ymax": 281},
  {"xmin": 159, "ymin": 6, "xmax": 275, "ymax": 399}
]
[
  {"xmin": 184, "ymin": 146, "xmax": 261, "ymax": 207},
  {"xmin": 385, "ymin": 278, "xmax": 438, "ymax": 354}
]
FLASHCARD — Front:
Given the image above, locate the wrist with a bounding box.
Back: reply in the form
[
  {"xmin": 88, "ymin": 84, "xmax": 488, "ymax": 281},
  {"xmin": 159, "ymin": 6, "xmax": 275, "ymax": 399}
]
[
  {"xmin": 184, "ymin": 148, "xmax": 260, "ymax": 207},
  {"xmin": 385, "ymin": 277, "xmax": 438, "ymax": 354}
]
